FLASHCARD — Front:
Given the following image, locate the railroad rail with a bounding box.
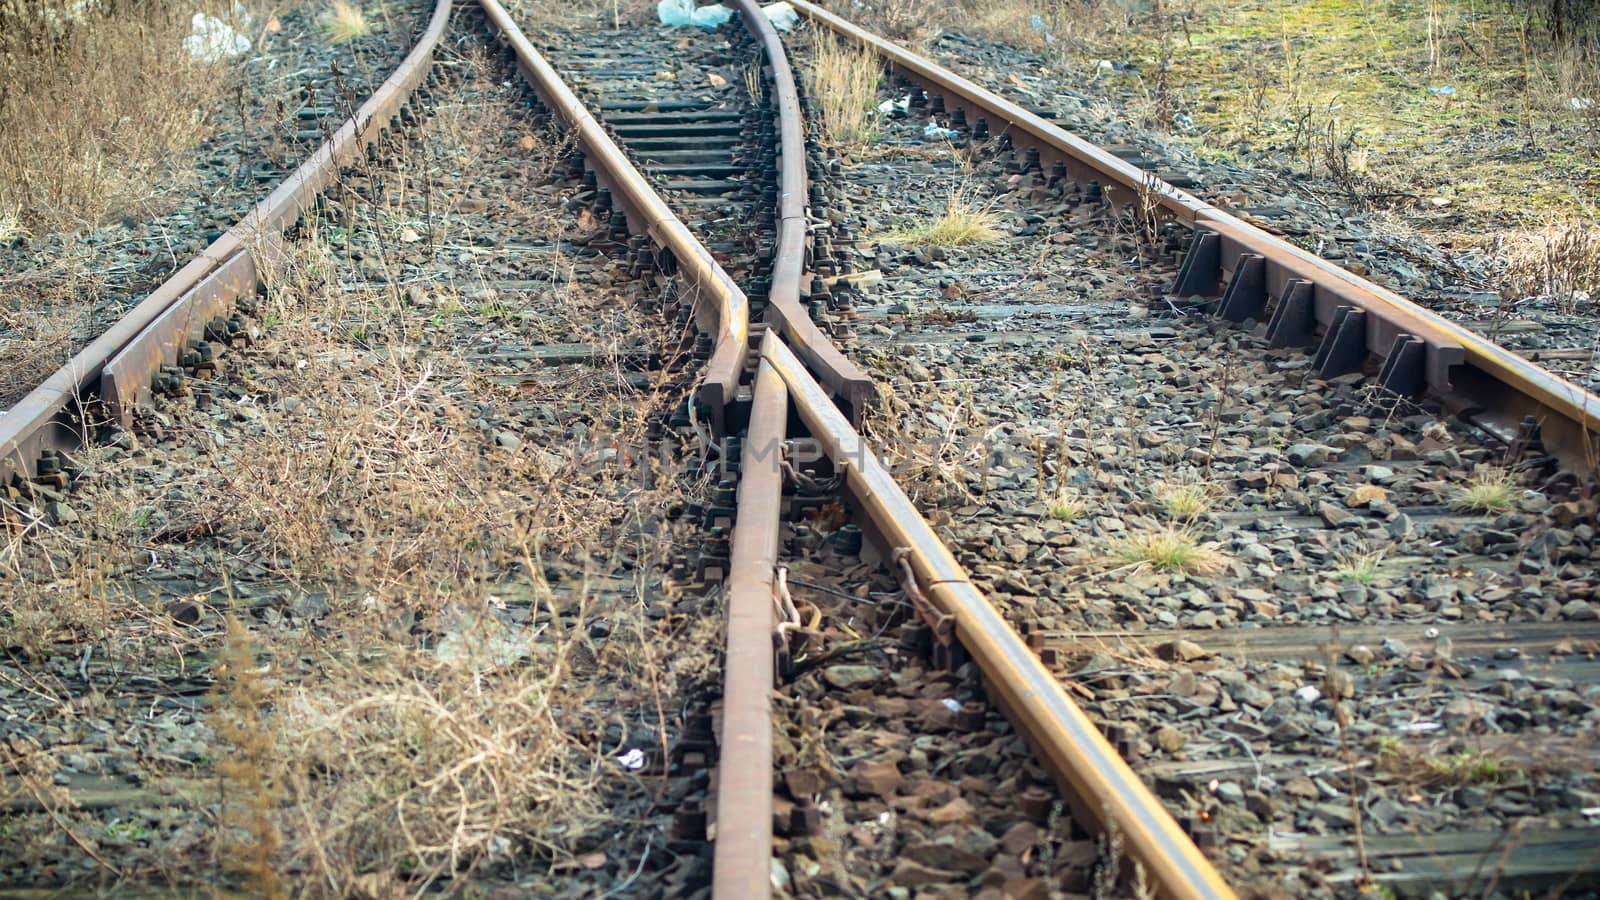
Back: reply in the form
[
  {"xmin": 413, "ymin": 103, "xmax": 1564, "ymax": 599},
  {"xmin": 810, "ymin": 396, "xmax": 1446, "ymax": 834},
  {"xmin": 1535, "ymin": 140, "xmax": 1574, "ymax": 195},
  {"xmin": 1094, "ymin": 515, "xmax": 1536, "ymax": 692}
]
[
  {"xmin": 789, "ymin": 0, "xmax": 1600, "ymax": 473},
  {"xmin": 0, "ymin": 0, "xmax": 455, "ymax": 487},
  {"xmin": 5, "ymin": 0, "xmax": 1598, "ymax": 896},
  {"xmin": 467, "ymin": 2, "xmax": 1234, "ymax": 897}
]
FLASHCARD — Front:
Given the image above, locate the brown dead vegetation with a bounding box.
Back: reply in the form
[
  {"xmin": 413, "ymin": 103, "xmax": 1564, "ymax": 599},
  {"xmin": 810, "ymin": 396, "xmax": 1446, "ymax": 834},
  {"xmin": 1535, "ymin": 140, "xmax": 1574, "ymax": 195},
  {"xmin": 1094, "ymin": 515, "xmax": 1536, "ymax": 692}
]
[
  {"xmin": 0, "ymin": 0, "xmax": 257, "ymax": 235},
  {"xmin": 1, "ymin": 44, "xmax": 720, "ymax": 893}
]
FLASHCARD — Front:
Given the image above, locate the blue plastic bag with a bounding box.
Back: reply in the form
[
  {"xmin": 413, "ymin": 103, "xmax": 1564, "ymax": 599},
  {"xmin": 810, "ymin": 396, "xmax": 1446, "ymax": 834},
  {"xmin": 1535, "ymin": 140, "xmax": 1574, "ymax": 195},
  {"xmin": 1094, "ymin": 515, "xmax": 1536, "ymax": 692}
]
[
  {"xmin": 658, "ymin": 0, "xmax": 733, "ymax": 27},
  {"xmin": 658, "ymin": 0, "xmax": 692, "ymax": 24},
  {"xmin": 691, "ymin": 4, "xmax": 734, "ymax": 26}
]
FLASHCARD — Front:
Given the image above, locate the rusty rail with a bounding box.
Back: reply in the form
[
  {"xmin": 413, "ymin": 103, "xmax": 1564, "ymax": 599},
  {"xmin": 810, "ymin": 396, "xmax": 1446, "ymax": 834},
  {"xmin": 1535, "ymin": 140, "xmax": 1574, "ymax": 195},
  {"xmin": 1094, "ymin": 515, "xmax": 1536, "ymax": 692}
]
[
  {"xmin": 0, "ymin": 0, "xmax": 455, "ymax": 487},
  {"xmin": 759, "ymin": 332, "xmax": 1235, "ymax": 900},
  {"xmin": 716, "ymin": 4, "xmax": 1232, "ymax": 896},
  {"xmin": 714, "ymin": 345, "xmax": 786, "ymax": 897},
  {"xmin": 478, "ymin": 0, "xmax": 747, "ymax": 433},
  {"xmin": 731, "ymin": 0, "xmax": 873, "ymax": 423},
  {"xmin": 475, "ymin": 8, "xmax": 786, "ymax": 891},
  {"xmin": 788, "ymin": 0, "xmax": 1600, "ymax": 470}
]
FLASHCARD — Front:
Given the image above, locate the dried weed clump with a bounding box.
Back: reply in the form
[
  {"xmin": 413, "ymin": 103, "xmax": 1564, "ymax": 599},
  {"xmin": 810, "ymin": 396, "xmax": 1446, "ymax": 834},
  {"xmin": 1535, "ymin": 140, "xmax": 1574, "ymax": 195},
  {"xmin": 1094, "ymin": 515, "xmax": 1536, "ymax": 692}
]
[
  {"xmin": 1486, "ymin": 217, "xmax": 1600, "ymax": 314},
  {"xmin": 320, "ymin": 0, "xmax": 373, "ymax": 44},
  {"xmin": 1154, "ymin": 478, "xmax": 1213, "ymax": 520},
  {"xmin": 822, "ymin": 0, "xmax": 1134, "ymax": 52},
  {"xmin": 1048, "ymin": 487, "xmax": 1087, "ymax": 522},
  {"xmin": 2, "ymin": 44, "xmax": 725, "ymax": 891},
  {"xmin": 204, "ymin": 339, "xmax": 520, "ymax": 600},
  {"xmin": 887, "ymin": 185, "xmax": 1004, "ymax": 247},
  {"xmin": 263, "ymin": 635, "xmax": 606, "ymax": 892},
  {"xmin": 1331, "ymin": 548, "xmax": 1386, "ymax": 584},
  {"xmin": 1452, "ymin": 466, "xmax": 1519, "ymax": 513},
  {"xmin": 0, "ymin": 0, "xmax": 249, "ymax": 234},
  {"xmin": 805, "ymin": 29, "xmax": 884, "ymax": 146},
  {"xmin": 868, "ymin": 379, "xmax": 989, "ymax": 504},
  {"xmin": 1110, "ymin": 525, "xmax": 1225, "ymax": 575},
  {"xmin": 0, "ymin": 275, "xmax": 82, "ymax": 407}
]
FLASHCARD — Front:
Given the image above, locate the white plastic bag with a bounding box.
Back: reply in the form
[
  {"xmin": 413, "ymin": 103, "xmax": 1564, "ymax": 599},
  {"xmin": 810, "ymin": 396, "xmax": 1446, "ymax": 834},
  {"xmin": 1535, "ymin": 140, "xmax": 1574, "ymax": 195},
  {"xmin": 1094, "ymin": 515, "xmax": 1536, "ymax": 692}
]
[
  {"xmin": 183, "ymin": 12, "xmax": 250, "ymax": 63},
  {"xmin": 762, "ymin": 1, "xmax": 799, "ymax": 31}
]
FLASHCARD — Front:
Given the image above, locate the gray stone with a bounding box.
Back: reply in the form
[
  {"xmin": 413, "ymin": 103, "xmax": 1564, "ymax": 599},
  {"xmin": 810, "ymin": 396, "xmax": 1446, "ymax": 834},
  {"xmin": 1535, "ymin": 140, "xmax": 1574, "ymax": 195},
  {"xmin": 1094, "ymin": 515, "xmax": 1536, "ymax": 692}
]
[
  {"xmin": 1517, "ymin": 492, "xmax": 1551, "ymax": 514},
  {"xmin": 822, "ymin": 665, "xmax": 880, "ymax": 691},
  {"xmin": 1270, "ymin": 719, "xmax": 1310, "ymax": 743},
  {"xmin": 1229, "ymin": 681, "xmax": 1273, "ymax": 709},
  {"xmin": 903, "ymin": 827, "xmax": 997, "ymax": 875},
  {"xmin": 890, "ymin": 858, "xmax": 963, "ymax": 886},
  {"xmin": 1286, "ymin": 443, "xmax": 1335, "ymax": 466},
  {"xmin": 1312, "ymin": 801, "xmax": 1356, "ymax": 828},
  {"xmin": 1562, "ymin": 599, "xmax": 1597, "ymax": 621},
  {"xmin": 1317, "ymin": 501, "xmax": 1359, "ymax": 528},
  {"xmin": 1367, "ymin": 797, "xmax": 1406, "ymax": 827},
  {"xmin": 44, "ymin": 501, "xmax": 77, "ymax": 524},
  {"xmin": 1259, "ymin": 697, "xmax": 1297, "ymax": 725},
  {"xmin": 1441, "ymin": 697, "xmax": 1491, "ymax": 728}
]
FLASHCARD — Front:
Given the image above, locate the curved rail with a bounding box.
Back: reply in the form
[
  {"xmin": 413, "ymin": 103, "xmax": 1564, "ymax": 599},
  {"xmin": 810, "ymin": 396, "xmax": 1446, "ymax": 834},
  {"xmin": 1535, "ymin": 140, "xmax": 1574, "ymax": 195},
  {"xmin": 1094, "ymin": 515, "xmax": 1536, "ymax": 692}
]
[
  {"xmin": 6, "ymin": 3, "xmax": 1239, "ymax": 895},
  {"xmin": 788, "ymin": 0, "xmax": 1600, "ymax": 470},
  {"xmin": 0, "ymin": 0, "xmax": 455, "ymax": 486},
  {"xmin": 761, "ymin": 332, "xmax": 1235, "ymax": 900},
  {"xmin": 718, "ymin": 5, "xmax": 1233, "ymax": 898},
  {"xmin": 478, "ymin": 0, "xmax": 747, "ymax": 433},
  {"xmin": 731, "ymin": 0, "xmax": 873, "ymax": 422}
]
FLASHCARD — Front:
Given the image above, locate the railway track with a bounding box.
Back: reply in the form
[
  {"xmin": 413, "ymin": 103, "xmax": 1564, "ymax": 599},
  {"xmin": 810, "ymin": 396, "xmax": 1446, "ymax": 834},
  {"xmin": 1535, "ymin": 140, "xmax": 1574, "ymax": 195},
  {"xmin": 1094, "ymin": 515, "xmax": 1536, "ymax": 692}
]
[{"xmin": 2, "ymin": 0, "xmax": 1597, "ymax": 896}]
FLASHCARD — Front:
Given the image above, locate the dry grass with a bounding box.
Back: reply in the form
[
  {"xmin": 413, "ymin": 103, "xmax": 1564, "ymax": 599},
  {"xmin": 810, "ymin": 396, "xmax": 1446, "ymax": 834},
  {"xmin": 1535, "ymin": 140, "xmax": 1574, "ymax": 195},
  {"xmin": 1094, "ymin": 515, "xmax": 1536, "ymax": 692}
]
[
  {"xmin": 954, "ymin": 0, "xmax": 1135, "ymax": 57},
  {"xmin": 320, "ymin": 0, "xmax": 372, "ymax": 44},
  {"xmin": 868, "ymin": 380, "xmax": 992, "ymax": 504},
  {"xmin": 818, "ymin": 0, "xmax": 1133, "ymax": 50},
  {"xmin": 1154, "ymin": 479, "xmax": 1213, "ymax": 520},
  {"xmin": 1048, "ymin": 487, "xmax": 1087, "ymax": 522},
  {"xmin": 805, "ymin": 29, "xmax": 883, "ymax": 146},
  {"xmin": 1332, "ymin": 548, "xmax": 1385, "ymax": 583},
  {"xmin": 887, "ymin": 185, "xmax": 1003, "ymax": 247},
  {"xmin": 0, "ymin": 0, "xmax": 245, "ymax": 235},
  {"xmin": 0, "ymin": 203, "xmax": 24, "ymax": 243},
  {"xmin": 1, "ymin": 49, "xmax": 719, "ymax": 891},
  {"xmin": 1110, "ymin": 525, "xmax": 1225, "ymax": 574},
  {"xmin": 0, "ymin": 300, "xmax": 78, "ymax": 408},
  {"xmin": 253, "ymin": 628, "xmax": 608, "ymax": 892},
  {"xmin": 1451, "ymin": 466, "xmax": 1518, "ymax": 513},
  {"xmin": 184, "ymin": 208, "xmax": 687, "ymax": 887},
  {"xmin": 825, "ymin": 0, "xmax": 946, "ymax": 46},
  {"xmin": 1484, "ymin": 216, "xmax": 1600, "ymax": 313}
]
